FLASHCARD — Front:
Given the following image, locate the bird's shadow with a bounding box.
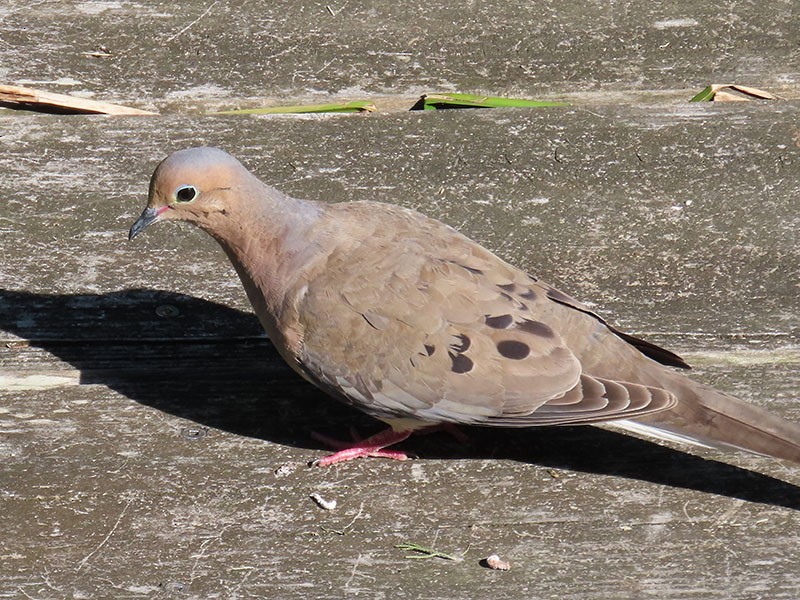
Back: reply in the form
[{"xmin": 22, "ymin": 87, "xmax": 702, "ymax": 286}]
[{"xmin": 1, "ymin": 287, "xmax": 799, "ymax": 509}]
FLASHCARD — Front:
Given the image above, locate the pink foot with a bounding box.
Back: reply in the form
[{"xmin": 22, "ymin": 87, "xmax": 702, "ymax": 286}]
[{"xmin": 310, "ymin": 428, "xmax": 413, "ymax": 467}]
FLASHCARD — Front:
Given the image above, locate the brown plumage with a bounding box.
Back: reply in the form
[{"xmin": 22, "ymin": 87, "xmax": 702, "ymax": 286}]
[{"xmin": 129, "ymin": 147, "xmax": 800, "ymax": 466}]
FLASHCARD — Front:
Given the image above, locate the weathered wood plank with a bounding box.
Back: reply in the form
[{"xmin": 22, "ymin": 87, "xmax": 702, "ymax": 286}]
[
  {"xmin": 3, "ymin": 376, "xmax": 800, "ymax": 599},
  {"xmin": 1, "ymin": 1, "xmax": 797, "ymax": 108}
]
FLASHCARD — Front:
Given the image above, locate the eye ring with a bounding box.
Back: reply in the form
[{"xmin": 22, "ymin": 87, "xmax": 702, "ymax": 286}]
[{"xmin": 175, "ymin": 185, "xmax": 198, "ymax": 203}]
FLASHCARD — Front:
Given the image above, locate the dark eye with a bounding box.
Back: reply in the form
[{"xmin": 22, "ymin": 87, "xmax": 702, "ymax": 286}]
[{"xmin": 176, "ymin": 185, "xmax": 198, "ymax": 202}]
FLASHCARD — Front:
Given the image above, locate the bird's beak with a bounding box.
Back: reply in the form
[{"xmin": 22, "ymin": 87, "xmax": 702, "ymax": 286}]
[{"xmin": 128, "ymin": 206, "xmax": 161, "ymax": 240}]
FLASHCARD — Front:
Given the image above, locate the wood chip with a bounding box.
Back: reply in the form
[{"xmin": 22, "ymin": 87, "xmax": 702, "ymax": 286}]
[
  {"xmin": 0, "ymin": 84, "xmax": 157, "ymax": 115},
  {"xmin": 309, "ymin": 493, "xmax": 337, "ymax": 510}
]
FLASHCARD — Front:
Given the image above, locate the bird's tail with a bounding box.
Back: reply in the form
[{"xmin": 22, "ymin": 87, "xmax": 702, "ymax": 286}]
[{"xmin": 613, "ymin": 371, "xmax": 800, "ymax": 465}]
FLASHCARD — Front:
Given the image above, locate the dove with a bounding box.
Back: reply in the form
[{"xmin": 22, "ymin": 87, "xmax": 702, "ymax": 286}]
[{"xmin": 129, "ymin": 147, "xmax": 800, "ymax": 467}]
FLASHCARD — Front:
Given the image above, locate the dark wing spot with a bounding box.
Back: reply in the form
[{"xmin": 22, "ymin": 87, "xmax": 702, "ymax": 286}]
[
  {"xmin": 516, "ymin": 319, "xmax": 555, "ymax": 338},
  {"xmin": 485, "ymin": 314, "xmax": 514, "ymax": 329},
  {"xmin": 497, "ymin": 283, "xmax": 516, "ymax": 292},
  {"xmin": 450, "ymin": 353, "xmax": 474, "ymax": 374},
  {"xmin": 497, "ymin": 340, "xmax": 531, "ymax": 360},
  {"xmin": 451, "ymin": 333, "xmax": 471, "ymax": 353},
  {"xmin": 519, "ymin": 289, "xmax": 537, "ymax": 300},
  {"xmin": 423, "ymin": 344, "xmax": 436, "ymax": 356}
]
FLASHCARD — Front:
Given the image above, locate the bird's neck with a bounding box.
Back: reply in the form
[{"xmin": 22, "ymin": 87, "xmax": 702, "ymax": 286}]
[{"xmin": 204, "ymin": 183, "xmax": 324, "ymax": 343}]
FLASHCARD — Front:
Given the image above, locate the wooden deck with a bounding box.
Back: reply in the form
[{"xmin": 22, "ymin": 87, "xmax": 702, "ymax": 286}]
[{"xmin": 2, "ymin": 0, "xmax": 800, "ymax": 593}]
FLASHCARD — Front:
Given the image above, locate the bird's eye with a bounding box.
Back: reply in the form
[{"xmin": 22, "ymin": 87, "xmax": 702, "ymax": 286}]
[{"xmin": 175, "ymin": 185, "xmax": 198, "ymax": 203}]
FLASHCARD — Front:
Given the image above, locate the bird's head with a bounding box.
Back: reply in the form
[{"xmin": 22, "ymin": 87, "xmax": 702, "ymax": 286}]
[{"xmin": 129, "ymin": 147, "xmax": 250, "ymax": 240}]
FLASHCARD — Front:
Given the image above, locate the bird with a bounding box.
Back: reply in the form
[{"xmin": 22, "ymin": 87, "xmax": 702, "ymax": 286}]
[{"xmin": 129, "ymin": 147, "xmax": 800, "ymax": 468}]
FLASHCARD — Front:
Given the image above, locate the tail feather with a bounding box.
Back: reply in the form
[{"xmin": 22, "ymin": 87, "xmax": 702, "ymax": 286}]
[{"xmin": 630, "ymin": 372, "xmax": 800, "ymax": 464}]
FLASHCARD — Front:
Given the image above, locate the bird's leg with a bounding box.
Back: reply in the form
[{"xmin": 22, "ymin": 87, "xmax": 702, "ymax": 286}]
[{"xmin": 310, "ymin": 428, "xmax": 413, "ymax": 466}]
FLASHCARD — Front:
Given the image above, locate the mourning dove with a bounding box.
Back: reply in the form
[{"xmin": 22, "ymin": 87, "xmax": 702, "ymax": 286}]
[{"xmin": 129, "ymin": 147, "xmax": 800, "ymax": 467}]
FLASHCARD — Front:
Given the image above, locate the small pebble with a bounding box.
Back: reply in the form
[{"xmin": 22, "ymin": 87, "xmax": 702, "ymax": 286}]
[{"xmin": 484, "ymin": 554, "xmax": 511, "ymax": 571}]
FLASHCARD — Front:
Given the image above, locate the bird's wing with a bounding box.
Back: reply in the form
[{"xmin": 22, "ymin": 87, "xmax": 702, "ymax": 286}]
[{"xmin": 295, "ymin": 205, "xmax": 676, "ymax": 427}]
